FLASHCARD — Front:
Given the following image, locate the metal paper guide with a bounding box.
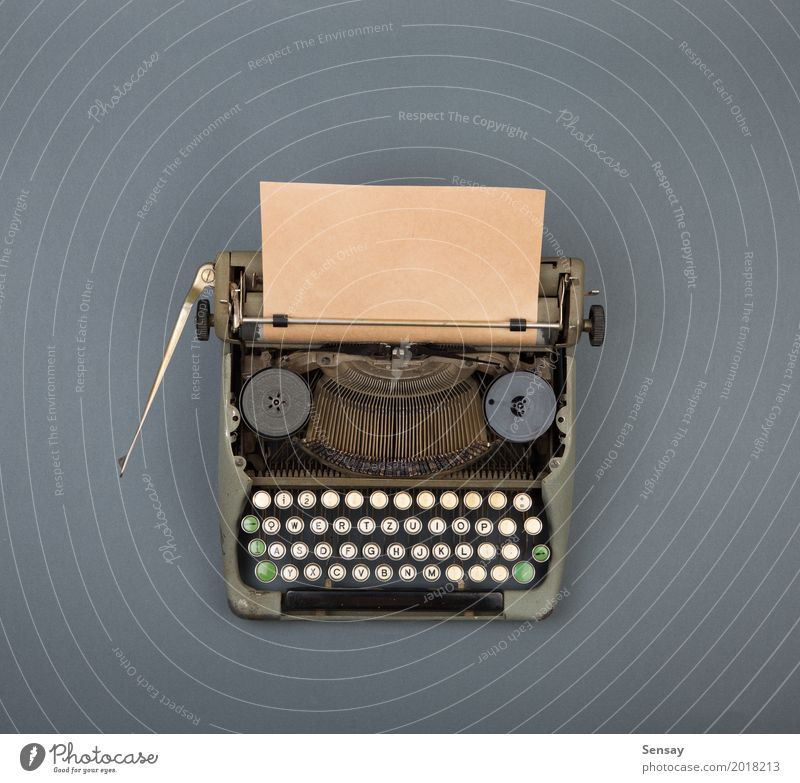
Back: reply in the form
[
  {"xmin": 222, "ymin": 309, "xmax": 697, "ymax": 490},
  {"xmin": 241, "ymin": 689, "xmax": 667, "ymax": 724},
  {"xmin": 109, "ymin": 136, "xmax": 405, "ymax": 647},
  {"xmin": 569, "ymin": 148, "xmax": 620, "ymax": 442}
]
[{"xmin": 258, "ymin": 181, "xmax": 546, "ymax": 345}]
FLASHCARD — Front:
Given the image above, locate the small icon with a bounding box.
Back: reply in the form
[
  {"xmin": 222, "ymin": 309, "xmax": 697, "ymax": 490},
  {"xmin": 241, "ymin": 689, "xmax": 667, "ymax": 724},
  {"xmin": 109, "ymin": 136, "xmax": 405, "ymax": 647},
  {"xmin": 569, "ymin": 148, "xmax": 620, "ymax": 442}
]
[{"xmin": 20, "ymin": 743, "xmax": 45, "ymax": 771}]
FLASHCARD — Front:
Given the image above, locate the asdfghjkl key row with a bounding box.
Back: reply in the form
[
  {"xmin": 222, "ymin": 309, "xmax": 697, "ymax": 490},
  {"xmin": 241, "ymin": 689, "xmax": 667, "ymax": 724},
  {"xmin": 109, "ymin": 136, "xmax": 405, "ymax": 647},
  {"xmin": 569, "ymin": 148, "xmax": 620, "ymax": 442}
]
[
  {"xmin": 250, "ymin": 489, "xmax": 535, "ymax": 513},
  {"xmin": 247, "ymin": 538, "xmax": 549, "ymax": 563},
  {"xmin": 241, "ymin": 514, "xmax": 544, "ymax": 537},
  {"xmin": 253, "ymin": 560, "xmax": 537, "ymax": 584}
]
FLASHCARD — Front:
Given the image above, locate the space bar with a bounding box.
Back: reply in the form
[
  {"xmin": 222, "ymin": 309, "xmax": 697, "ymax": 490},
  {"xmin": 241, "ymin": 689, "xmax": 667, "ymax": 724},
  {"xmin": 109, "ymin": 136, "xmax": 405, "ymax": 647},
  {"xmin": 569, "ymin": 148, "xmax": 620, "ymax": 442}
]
[{"xmin": 282, "ymin": 590, "xmax": 503, "ymax": 613}]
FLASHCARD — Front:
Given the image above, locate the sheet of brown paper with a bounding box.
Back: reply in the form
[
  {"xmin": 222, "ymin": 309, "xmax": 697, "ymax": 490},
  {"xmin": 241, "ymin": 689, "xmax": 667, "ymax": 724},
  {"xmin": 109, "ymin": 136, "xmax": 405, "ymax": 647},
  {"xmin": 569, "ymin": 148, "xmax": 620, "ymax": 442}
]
[{"xmin": 259, "ymin": 181, "xmax": 545, "ymax": 345}]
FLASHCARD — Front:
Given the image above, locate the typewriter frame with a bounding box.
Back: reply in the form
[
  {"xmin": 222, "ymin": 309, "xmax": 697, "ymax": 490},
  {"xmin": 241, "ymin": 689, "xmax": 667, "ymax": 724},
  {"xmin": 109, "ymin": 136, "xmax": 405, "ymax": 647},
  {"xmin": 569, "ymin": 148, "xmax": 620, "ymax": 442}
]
[{"xmin": 211, "ymin": 251, "xmax": 589, "ymax": 621}]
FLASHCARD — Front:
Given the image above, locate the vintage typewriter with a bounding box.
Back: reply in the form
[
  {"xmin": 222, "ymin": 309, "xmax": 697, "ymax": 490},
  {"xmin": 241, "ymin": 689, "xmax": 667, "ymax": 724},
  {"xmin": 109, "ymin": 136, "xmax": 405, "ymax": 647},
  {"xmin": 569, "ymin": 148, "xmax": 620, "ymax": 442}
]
[{"xmin": 120, "ymin": 183, "xmax": 604, "ymax": 620}]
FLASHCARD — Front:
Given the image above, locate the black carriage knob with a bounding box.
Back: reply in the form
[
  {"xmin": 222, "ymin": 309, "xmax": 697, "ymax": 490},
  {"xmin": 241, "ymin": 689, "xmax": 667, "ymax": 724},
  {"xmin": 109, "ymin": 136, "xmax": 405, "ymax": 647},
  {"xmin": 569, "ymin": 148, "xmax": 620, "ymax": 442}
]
[
  {"xmin": 195, "ymin": 298, "xmax": 211, "ymax": 341},
  {"xmin": 585, "ymin": 304, "xmax": 605, "ymax": 347}
]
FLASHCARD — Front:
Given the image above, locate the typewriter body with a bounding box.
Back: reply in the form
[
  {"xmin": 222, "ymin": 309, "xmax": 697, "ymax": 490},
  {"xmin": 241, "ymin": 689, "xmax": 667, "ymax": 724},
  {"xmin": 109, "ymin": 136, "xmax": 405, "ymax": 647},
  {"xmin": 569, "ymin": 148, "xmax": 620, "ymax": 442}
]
[{"xmin": 120, "ymin": 185, "xmax": 603, "ymax": 621}]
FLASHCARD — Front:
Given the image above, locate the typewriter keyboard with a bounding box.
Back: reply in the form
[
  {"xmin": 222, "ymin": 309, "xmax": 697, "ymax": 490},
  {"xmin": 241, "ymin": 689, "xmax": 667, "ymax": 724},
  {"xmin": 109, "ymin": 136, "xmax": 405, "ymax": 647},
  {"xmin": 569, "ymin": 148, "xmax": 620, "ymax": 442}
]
[{"xmin": 238, "ymin": 489, "xmax": 550, "ymax": 592}]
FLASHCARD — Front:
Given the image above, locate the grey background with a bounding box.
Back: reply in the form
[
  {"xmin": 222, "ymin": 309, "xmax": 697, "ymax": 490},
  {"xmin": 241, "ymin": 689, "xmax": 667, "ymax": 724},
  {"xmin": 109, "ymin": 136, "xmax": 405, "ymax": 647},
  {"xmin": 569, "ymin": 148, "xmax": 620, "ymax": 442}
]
[{"xmin": 0, "ymin": 0, "xmax": 798, "ymax": 733}]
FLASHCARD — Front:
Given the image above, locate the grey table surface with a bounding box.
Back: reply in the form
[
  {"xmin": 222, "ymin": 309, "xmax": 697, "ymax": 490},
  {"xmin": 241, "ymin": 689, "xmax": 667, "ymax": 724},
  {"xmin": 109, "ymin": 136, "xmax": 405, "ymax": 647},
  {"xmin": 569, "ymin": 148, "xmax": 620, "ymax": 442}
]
[{"xmin": 1, "ymin": 0, "xmax": 798, "ymax": 733}]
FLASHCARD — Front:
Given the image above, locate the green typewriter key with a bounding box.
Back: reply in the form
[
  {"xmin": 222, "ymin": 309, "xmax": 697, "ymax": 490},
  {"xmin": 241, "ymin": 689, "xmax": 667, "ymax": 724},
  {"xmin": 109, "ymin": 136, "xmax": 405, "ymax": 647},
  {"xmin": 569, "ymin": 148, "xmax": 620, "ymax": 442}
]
[
  {"xmin": 247, "ymin": 538, "xmax": 267, "ymax": 557},
  {"xmin": 241, "ymin": 515, "xmax": 260, "ymax": 534},
  {"xmin": 513, "ymin": 561, "xmax": 535, "ymax": 584},
  {"xmin": 248, "ymin": 539, "xmax": 267, "ymax": 557},
  {"xmin": 254, "ymin": 560, "xmax": 277, "ymax": 583},
  {"xmin": 532, "ymin": 545, "xmax": 551, "ymax": 563}
]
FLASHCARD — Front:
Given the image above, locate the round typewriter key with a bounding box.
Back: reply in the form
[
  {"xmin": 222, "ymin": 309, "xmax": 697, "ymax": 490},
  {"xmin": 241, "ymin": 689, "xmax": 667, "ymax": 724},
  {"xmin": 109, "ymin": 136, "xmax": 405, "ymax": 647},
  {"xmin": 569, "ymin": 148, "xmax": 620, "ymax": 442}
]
[
  {"xmin": 498, "ymin": 518, "xmax": 517, "ymax": 536},
  {"xmin": 339, "ymin": 542, "xmax": 358, "ymax": 560},
  {"xmin": 329, "ymin": 563, "xmax": 346, "ymax": 582},
  {"xmin": 357, "ymin": 517, "xmax": 376, "ymax": 535},
  {"xmin": 248, "ymin": 539, "xmax": 267, "ymax": 557},
  {"xmin": 404, "ymin": 517, "xmax": 423, "ymax": 535},
  {"xmin": 393, "ymin": 491, "xmax": 412, "ymax": 511},
  {"xmin": 501, "ymin": 543, "xmax": 520, "ymax": 561},
  {"xmin": 524, "ymin": 516, "xmax": 543, "ymax": 535},
  {"xmin": 376, "ymin": 564, "xmax": 393, "ymax": 582},
  {"xmin": 352, "ymin": 564, "xmax": 370, "ymax": 582},
  {"xmin": 478, "ymin": 542, "xmax": 497, "ymax": 561},
  {"xmin": 262, "ymin": 517, "xmax": 280, "ymax": 535},
  {"xmin": 532, "ymin": 544, "xmax": 551, "ymax": 563},
  {"xmin": 268, "ymin": 542, "xmax": 286, "ymax": 559},
  {"xmin": 513, "ymin": 493, "xmax": 533, "ymax": 512},
  {"xmin": 411, "ymin": 544, "xmax": 429, "ymax": 561},
  {"xmin": 440, "ymin": 491, "xmax": 459, "ymax": 510},
  {"xmin": 314, "ymin": 542, "xmax": 333, "ymax": 560},
  {"xmin": 432, "ymin": 542, "xmax": 451, "ymax": 560},
  {"xmin": 417, "ymin": 490, "xmax": 435, "ymax": 509},
  {"xmin": 370, "ymin": 490, "xmax": 389, "ymax": 509},
  {"xmin": 428, "ymin": 517, "xmax": 446, "ymax": 535},
  {"xmin": 275, "ymin": 491, "xmax": 293, "ymax": 509},
  {"xmin": 281, "ymin": 564, "xmax": 299, "ymax": 582},
  {"xmin": 379, "ymin": 517, "xmax": 398, "ymax": 535},
  {"xmin": 304, "ymin": 563, "xmax": 322, "ymax": 581},
  {"xmin": 387, "ymin": 542, "xmax": 404, "ymax": 560},
  {"xmin": 445, "ymin": 564, "xmax": 464, "ymax": 582},
  {"xmin": 297, "ymin": 490, "xmax": 316, "ymax": 509},
  {"xmin": 291, "ymin": 542, "xmax": 309, "ymax": 560},
  {"xmin": 345, "ymin": 490, "xmax": 364, "ymax": 510},
  {"xmin": 285, "ymin": 517, "xmax": 304, "ymax": 534},
  {"xmin": 310, "ymin": 517, "xmax": 328, "ymax": 535},
  {"xmin": 399, "ymin": 564, "xmax": 417, "ymax": 581},
  {"xmin": 513, "ymin": 562, "xmax": 535, "ymax": 583},
  {"xmin": 363, "ymin": 542, "xmax": 381, "ymax": 560},
  {"xmin": 255, "ymin": 561, "xmax": 277, "ymax": 583},
  {"xmin": 455, "ymin": 542, "xmax": 473, "ymax": 560},
  {"xmin": 464, "ymin": 491, "xmax": 482, "ymax": 510},
  {"xmin": 252, "ymin": 491, "xmax": 271, "ymax": 510},
  {"xmin": 491, "ymin": 564, "xmax": 509, "ymax": 582},
  {"xmin": 469, "ymin": 564, "xmax": 488, "ymax": 582},
  {"xmin": 321, "ymin": 490, "xmax": 339, "ymax": 508},
  {"xmin": 452, "ymin": 517, "xmax": 470, "ymax": 535},
  {"xmin": 241, "ymin": 515, "xmax": 260, "ymax": 534},
  {"xmin": 488, "ymin": 491, "xmax": 507, "ymax": 510},
  {"xmin": 423, "ymin": 564, "xmax": 441, "ymax": 581},
  {"xmin": 333, "ymin": 517, "xmax": 351, "ymax": 535},
  {"xmin": 475, "ymin": 518, "xmax": 493, "ymax": 536}
]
